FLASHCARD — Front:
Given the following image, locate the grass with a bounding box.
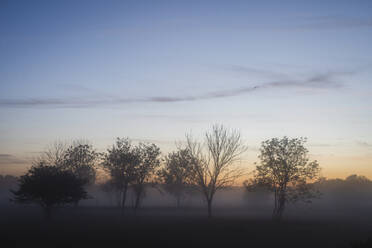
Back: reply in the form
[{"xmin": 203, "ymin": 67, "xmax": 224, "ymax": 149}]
[{"xmin": 1, "ymin": 206, "xmax": 372, "ymax": 248}]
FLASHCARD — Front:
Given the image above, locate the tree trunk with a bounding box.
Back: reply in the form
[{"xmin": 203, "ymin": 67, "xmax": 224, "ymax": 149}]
[
  {"xmin": 277, "ymin": 196, "xmax": 285, "ymax": 221},
  {"xmin": 272, "ymin": 188, "xmax": 278, "ymax": 219},
  {"xmin": 44, "ymin": 206, "xmax": 52, "ymax": 221},
  {"xmin": 273, "ymin": 190, "xmax": 285, "ymax": 221},
  {"xmin": 116, "ymin": 191, "xmax": 122, "ymax": 207},
  {"xmin": 121, "ymin": 184, "xmax": 128, "ymax": 216},
  {"xmin": 134, "ymin": 190, "xmax": 142, "ymax": 213},
  {"xmin": 176, "ymin": 195, "xmax": 181, "ymax": 208},
  {"xmin": 207, "ymin": 199, "xmax": 212, "ymax": 218}
]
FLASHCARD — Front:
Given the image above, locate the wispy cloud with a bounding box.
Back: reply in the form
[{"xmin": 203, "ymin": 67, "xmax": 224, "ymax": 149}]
[
  {"xmin": 309, "ymin": 143, "xmax": 333, "ymax": 147},
  {"xmin": 226, "ymin": 15, "xmax": 372, "ymax": 31},
  {"xmin": 292, "ymin": 15, "xmax": 372, "ymax": 30},
  {"xmin": 0, "ymin": 70, "xmax": 353, "ymax": 108},
  {"xmin": 0, "ymin": 154, "xmax": 12, "ymax": 158},
  {"xmin": 226, "ymin": 65, "xmax": 290, "ymax": 80},
  {"xmin": 0, "ymin": 154, "xmax": 27, "ymax": 165},
  {"xmin": 357, "ymin": 141, "xmax": 372, "ymax": 148}
]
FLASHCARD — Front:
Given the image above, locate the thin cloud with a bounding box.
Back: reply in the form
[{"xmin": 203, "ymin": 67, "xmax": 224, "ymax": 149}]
[
  {"xmin": 0, "ymin": 70, "xmax": 352, "ymax": 108},
  {"xmin": 0, "ymin": 154, "xmax": 12, "ymax": 158},
  {"xmin": 227, "ymin": 65, "xmax": 290, "ymax": 80},
  {"xmin": 125, "ymin": 113, "xmax": 264, "ymax": 123},
  {"xmin": 292, "ymin": 16, "xmax": 372, "ymax": 30},
  {"xmin": 357, "ymin": 141, "xmax": 372, "ymax": 148},
  {"xmin": 0, "ymin": 154, "xmax": 28, "ymax": 165},
  {"xmin": 309, "ymin": 143, "xmax": 333, "ymax": 147}
]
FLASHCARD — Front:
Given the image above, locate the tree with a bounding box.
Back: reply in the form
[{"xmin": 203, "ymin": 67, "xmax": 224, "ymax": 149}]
[
  {"xmin": 186, "ymin": 124, "xmax": 246, "ymax": 217},
  {"xmin": 60, "ymin": 142, "xmax": 97, "ymax": 206},
  {"xmin": 157, "ymin": 148, "xmax": 194, "ymax": 208},
  {"xmin": 62, "ymin": 142, "xmax": 98, "ymax": 186},
  {"xmin": 40, "ymin": 141, "xmax": 67, "ymax": 167},
  {"xmin": 35, "ymin": 140, "xmax": 98, "ymax": 186},
  {"xmin": 11, "ymin": 162, "xmax": 87, "ymax": 219},
  {"xmin": 132, "ymin": 143, "xmax": 161, "ymax": 211},
  {"xmin": 247, "ymin": 137, "xmax": 321, "ymax": 221},
  {"xmin": 102, "ymin": 138, "xmax": 140, "ymax": 215}
]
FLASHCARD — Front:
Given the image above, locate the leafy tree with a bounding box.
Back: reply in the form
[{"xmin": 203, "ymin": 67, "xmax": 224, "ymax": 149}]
[
  {"xmin": 102, "ymin": 138, "xmax": 140, "ymax": 214},
  {"xmin": 186, "ymin": 124, "xmax": 246, "ymax": 217},
  {"xmin": 132, "ymin": 143, "xmax": 161, "ymax": 211},
  {"xmin": 11, "ymin": 162, "xmax": 87, "ymax": 219},
  {"xmin": 247, "ymin": 137, "xmax": 321, "ymax": 221},
  {"xmin": 157, "ymin": 148, "xmax": 194, "ymax": 207},
  {"xmin": 62, "ymin": 142, "xmax": 98, "ymax": 186}
]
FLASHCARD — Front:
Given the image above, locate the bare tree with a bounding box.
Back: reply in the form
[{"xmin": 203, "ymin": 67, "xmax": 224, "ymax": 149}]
[
  {"xmin": 131, "ymin": 143, "xmax": 161, "ymax": 211},
  {"xmin": 156, "ymin": 148, "xmax": 194, "ymax": 208},
  {"xmin": 35, "ymin": 141, "xmax": 67, "ymax": 167},
  {"xmin": 246, "ymin": 137, "xmax": 321, "ymax": 221},
  {"xmin": 36, "ymin": 140, "xmax": 98, "ymax": 187},
  {"xmin": 186, "ymin": 124, "xmax": 247, "ymax": 218},
  {"xmin": 101, "ymin": 138, "xmax": 140, "ymax": 215}
]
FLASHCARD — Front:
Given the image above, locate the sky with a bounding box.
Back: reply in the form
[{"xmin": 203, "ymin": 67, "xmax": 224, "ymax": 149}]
[{"xmin": 0, "ymin": 0, "xmax": 372, "ymax": 178}]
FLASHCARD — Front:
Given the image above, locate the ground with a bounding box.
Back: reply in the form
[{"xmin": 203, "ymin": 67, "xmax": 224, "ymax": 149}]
[{"xmin": 1, "ymin": 206, "xmax": 372, "ymax": 248}]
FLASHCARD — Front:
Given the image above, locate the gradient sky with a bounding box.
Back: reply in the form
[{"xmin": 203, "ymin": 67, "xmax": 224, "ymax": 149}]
[{"xmin": 1, "ymin": 0, "xmax": 372, "ymax": 178}]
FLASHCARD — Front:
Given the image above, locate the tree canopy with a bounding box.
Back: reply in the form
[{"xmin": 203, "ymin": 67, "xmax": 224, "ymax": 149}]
[
  {"xmin": 62, "ymin": 143, "xmax": 98, "ymax": 185},
  {"xmin": 11, "ymin": 162, "xmax": 88, "ymax": 218},
  {"xmin": 157, "ymin": 148, "xmax": 195, "ymax": 207},
  {"xmin": 246, "ymin": 137, "xmax": 321, "ymax": 220},
  {"xmin": 101, "ymin": 138, "xmax": 140, "ymax": 212}
]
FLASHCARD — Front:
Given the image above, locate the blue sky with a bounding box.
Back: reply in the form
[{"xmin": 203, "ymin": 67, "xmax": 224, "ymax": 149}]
[{"xmin": 1, "ymin": 0, "xmax": 372, "ymax": 177}]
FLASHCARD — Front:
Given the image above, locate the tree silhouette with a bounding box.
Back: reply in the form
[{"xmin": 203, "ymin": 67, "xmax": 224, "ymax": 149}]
[
  {"xmin": 11, "ymin": 162, "xmax": 87, "ymax": 219},
  {"xmin": 156, "ymin": 148, "xmax": 195, "ymax": 208},
  {"xmin": 39, "ymin": 140, "xmax": 67, "ymax": 167},
  {"xmin": 247, "ymin": 137, "xmax": 321, "ymax": 221},
  {"xmin": 62, "ymin": 142, "xmax": 98, "ymax": 185},
  {"xmin": 132, "ymin": 143, "xmax": 161, "ymax": 211},
  {"xmin": 102, "ymin": 138, "xmax": 140, "ymax": 215},
  {"xmin": 186, "ymin": 124, "xmax": 246, "ymax": 217}
]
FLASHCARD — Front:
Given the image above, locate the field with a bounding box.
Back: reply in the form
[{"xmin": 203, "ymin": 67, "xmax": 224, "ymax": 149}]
[{"xmin": 2, "ymin": 206, "xmax": 372, "ymax": 248}]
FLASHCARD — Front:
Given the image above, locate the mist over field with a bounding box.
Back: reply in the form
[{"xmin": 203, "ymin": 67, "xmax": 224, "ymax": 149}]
[
  {"xmin": 2, "ymin": 174, "xmax": 372, "ymax": 217},
  {"xmin": 2, "ymin": 174, "xmax": 372, "ymax": 248}
]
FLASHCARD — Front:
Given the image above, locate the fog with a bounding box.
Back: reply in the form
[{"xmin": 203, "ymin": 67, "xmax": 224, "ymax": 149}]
[
  {"xmin": 2, "ymin": 174, "xmax": 372, "ymax": 220},
  {"xmin": 3, "ymin": 174, "xmax": 372, "ymax": 247}
]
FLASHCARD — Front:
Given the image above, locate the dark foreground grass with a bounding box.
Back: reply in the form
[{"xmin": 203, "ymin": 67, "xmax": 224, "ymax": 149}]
[{"xmin": 1, "ymin": 206, "xmax": 372, "ymax": 248}]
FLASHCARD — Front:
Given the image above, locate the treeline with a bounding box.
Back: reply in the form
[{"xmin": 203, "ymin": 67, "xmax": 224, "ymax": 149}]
[
  {"xmin": 243, "ymin": 174, "xmax": 372, "ymax": 208},
  {"xmin": 312, "ymin": 175, "xmax": 372, "ymax": 208},
  {"xmin": 4, "ymin": 174, "xmax": 372, "ymax": 206},
  {"xmin": 3, "ymin": 124, "xmax": 349, "ymax": 220}
]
